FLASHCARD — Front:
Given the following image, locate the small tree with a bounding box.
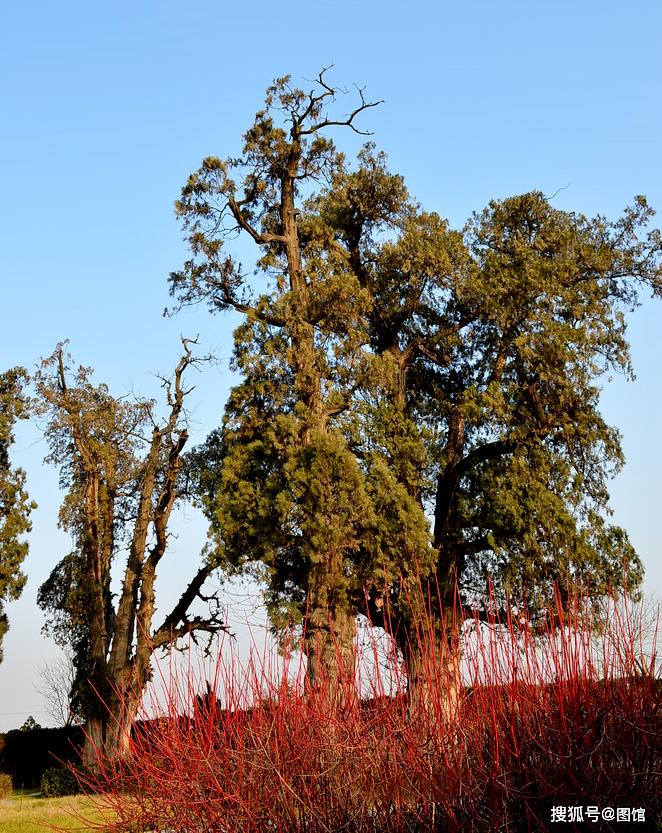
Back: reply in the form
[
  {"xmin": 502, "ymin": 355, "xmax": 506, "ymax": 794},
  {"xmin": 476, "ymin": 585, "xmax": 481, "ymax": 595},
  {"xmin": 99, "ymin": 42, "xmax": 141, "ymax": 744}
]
[
  {"xmin": 0, "ymin": 367, "xmax": 35, "ymax": 662},
  {"xmin": 36, "ymin": 649, "xmax": 79, "ymax": 726},
  {"xmin": 19, "ymin": 715, "xmax": 41, "ymax": 731},
  {"xmin": 35, "ymin": 341, "xmax": 228, "ymax": 762}
]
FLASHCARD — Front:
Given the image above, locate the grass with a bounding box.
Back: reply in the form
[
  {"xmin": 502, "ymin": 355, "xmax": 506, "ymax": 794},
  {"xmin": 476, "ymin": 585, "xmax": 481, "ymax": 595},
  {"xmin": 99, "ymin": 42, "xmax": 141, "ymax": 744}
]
[{"xmin": 0, "ymin": 793, "xmax": 105, "ymax": 833}]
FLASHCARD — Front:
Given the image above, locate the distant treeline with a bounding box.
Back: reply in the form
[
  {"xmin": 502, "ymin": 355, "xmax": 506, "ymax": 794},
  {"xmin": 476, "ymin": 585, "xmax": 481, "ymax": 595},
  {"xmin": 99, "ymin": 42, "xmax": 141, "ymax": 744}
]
[{"xmin": 0, "ymin": 725, "xmax": 83, "ymax": 788}]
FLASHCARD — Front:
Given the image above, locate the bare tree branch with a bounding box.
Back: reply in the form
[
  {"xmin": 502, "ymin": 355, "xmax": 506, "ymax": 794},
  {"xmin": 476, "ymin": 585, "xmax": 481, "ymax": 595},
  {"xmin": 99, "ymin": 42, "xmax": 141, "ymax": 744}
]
[
  {"xmin": 299, "ymin": 89, "xmax": 383, "ymax": 137},
  {"xmin": 228, "ymin": 197, "xmax": 287, "ymax": 246}
]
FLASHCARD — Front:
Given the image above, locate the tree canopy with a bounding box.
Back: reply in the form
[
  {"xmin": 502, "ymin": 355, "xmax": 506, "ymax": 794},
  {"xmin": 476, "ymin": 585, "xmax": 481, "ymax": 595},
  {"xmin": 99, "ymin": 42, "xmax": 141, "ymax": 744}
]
[
  {"xmin": 171, "ymin": 72, "xmax": 661, "ymax": 680},
  {"xmin": 0, "ymin": 366, "xmax": 35, "ymax": 662},
  {"xmin": 34, "ymin": 342, "xmax": 227, "ymax": 759}
]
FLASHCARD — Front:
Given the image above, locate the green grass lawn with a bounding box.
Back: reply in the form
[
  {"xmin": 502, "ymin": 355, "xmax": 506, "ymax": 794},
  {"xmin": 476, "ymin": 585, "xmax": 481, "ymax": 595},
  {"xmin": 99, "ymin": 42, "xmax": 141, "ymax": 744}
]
[{"xmin": 0, "ymin": 793, "xmax": 107, "ymax": 833}]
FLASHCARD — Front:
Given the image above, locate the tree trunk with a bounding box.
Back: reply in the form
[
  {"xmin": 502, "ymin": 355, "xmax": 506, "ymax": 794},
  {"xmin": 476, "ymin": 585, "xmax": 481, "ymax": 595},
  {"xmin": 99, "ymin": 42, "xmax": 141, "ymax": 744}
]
[
  {"xmin": 305, "ymin": 604, "xmax": 357, "ymax": 706},
  {"xmin": 105, "ymin": 686, "xmax": 141, "ymax": 760},
  {"xmin": 401, "ymin": 635, "xmax": 461, "ymax": 728},
  {"xmin": 82, "ymin": 693, "xmax": 141, "ymax": 767},
  {"xmin": 391, "ymin": 577, "xmax": 462, "ymax": 730},
  {"xmin": 82, "ymin": 716, "xmax": 104, "ymax": 771}
]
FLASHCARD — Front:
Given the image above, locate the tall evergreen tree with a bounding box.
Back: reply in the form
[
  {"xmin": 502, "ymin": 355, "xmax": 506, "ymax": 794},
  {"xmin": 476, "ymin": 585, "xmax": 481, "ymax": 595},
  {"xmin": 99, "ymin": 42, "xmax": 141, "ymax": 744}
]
[
  {"xmin": 312, "ymin": 173, "xmax": 662, "ymax": 706},
  {"xmin": 315, "ymin": 176, "xmax": 662, "ymax": 621},
  {"xmin": 172, "ymin": 71, "xmax": 662, "ymax": 696},
  {"xmin": 0, "ymin": 367, "xmax": 35, "ymax": 662},
  {"xmin": 169, "ymin": 71, "xmax": 428, "ymax": 683}
]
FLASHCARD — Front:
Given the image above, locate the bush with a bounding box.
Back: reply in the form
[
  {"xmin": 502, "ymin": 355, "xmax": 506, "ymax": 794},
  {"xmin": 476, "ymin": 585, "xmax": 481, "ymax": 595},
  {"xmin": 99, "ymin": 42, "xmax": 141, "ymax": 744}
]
[
  {"xmin": 0, "ymin": 724, "xmax": 83, "ymax": 788},
  {"xmin": 40, "ymin": 765, "xmax": 79, "ymax": 797},
  {"xmin": 0, "ymin": 771, "xmax": 12, "ymax": 798},
  {"xmin": 79, "ymin": 588, "xmax": 661, "ymax": 833}
]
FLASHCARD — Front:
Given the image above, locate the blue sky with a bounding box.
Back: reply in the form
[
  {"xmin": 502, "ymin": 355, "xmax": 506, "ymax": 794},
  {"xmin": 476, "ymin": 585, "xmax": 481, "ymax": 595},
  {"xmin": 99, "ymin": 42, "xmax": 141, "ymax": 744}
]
[{"xmin": 1, "ymin": 0, "xmax": 661, "ymax": 730}]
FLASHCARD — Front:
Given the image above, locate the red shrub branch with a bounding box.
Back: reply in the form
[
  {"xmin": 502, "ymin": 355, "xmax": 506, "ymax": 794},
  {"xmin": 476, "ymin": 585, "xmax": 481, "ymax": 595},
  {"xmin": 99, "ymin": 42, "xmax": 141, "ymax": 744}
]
[{"xmin": 76, "ymin": 587, "xmax": 661, "ymax": 833}]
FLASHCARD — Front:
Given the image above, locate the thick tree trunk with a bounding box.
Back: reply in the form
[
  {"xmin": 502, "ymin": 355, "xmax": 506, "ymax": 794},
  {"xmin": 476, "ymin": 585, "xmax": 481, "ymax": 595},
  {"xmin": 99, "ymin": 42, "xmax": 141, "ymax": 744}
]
[
  {"xmin": 305, "ymin": 543, "xmax": 357, "ymax": 705},
  {"xmin": 305, "ymin": 604, "xmax": 357, "ymax": 704},
  {"xmin": 279, "ymin": 164, "xmax": 359, "ymax": 694},
  {"xmin": 390, "ymin": 573, "xmax": 462, "ymax": 730},
  {"xmin": 82, "ymin": 716, "xmax": 104, "ymax": 770},
  {"xmin": 105, "ymin": 687, "xmax": 141, "ymax": 760},
  {"xmin": 82, "ymin": 688, "xmax": 141, "ymax": 766},
  {"xmin": 401, "ymin": 634, "xmax": 462, "ymax": 728}
]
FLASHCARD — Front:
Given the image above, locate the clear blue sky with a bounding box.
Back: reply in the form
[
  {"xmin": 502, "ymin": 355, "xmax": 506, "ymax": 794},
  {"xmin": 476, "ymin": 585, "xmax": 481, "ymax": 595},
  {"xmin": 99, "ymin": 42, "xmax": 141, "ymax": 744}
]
[{"xmin": 1, "ymin": 0, "xmax": 660, "ymax": 730}]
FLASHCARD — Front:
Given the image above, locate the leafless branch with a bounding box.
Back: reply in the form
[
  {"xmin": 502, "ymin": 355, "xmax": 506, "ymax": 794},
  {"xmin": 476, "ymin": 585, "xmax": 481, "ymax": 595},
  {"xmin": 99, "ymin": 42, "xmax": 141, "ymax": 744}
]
[
  {"xmin": 153, "ymin": 564, "xmax": 231, "ymax": 650},
  {"xmin": 299, "ymin": 87, "xmax": 383, "ymax": 137},
  {"xmin": 229, "ymin": 197, "xmax": 287, "ymax": 246},
  {"xmin": 35, "ymin": 650, "xmax": 78, "ymax": 727}
]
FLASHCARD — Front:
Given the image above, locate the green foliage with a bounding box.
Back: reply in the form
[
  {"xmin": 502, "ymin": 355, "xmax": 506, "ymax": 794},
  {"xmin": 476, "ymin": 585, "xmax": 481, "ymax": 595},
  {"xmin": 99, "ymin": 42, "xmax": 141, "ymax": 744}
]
[
  {"xmin": 171, "ymin": 74, "xmax": 436, "ymax": 660},
  {"xmin": 0, "ymin": 367, "xmax": 36, "ymax": 662},
  {"xmin": 0, "ymin": 771, "xmax": 12, "ymax": 798},
  {"xmin": 33, "ymin": 346, "xmax": 153, "ymax": 720},
  {"xmin": 40, "ymin": 766, "xmax": 78, "ymax": 798},
  {"xmin": 426, "ymin": 191, "xmax": 660, "ymax": 610},
  {"xmin": 172, "ymin": 71, "xmax": 662, "ymax": 657},
  {"xmin": 18, "ymin": 717, "xmax": 41, "ymax": 732},
  {"xmin": 33, "ymin": 342, "xmax": 227, "ymax": 760}
]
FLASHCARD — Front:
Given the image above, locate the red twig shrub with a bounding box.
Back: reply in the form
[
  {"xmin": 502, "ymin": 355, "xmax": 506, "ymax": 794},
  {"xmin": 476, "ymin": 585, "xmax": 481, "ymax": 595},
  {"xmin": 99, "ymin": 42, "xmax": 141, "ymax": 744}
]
[{"xmin": 77, "ymin": 589, "xmax": 661, "ymax": 833}]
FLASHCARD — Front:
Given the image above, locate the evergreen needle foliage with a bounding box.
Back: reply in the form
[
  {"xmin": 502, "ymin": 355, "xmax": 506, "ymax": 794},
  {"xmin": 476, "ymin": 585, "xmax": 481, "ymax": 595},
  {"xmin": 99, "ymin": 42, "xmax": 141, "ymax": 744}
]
[
  {"xmin": 170, "ymin": 71, "xmax": 662, "ymax": 684},
  {"xmin": 0, "ymin": 367, "xmax": 35, "ymax": 662}
]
